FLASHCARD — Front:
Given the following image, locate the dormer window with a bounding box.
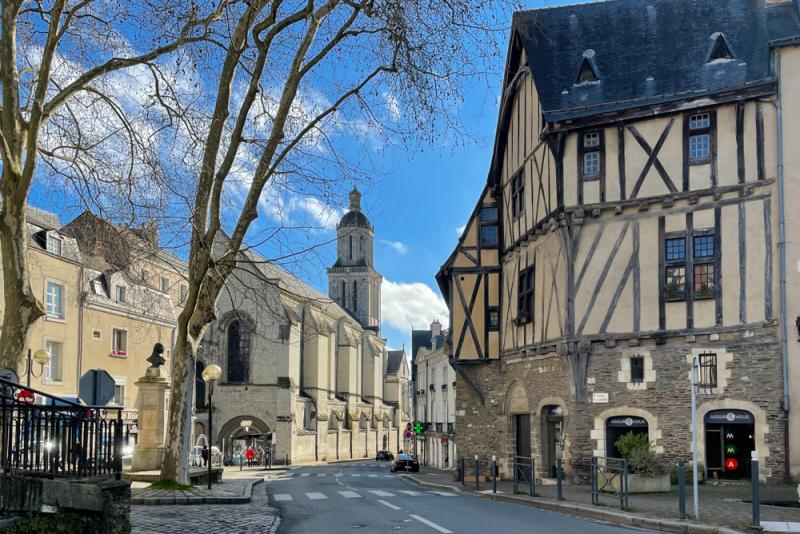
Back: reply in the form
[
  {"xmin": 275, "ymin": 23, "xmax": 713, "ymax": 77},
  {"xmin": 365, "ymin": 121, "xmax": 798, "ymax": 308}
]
[
  {"xmin": 46, "ymin": 233, "xmax": 62, "ymax": 256},
  {"xmin": 92, "ymin": 279, "xmax": 104, "ymax": 295},
  {"xmin": 576, "ymin": 57, "xmax": 598, "ymax": 84},
  {"xmin": 707, "ymin": 33, "xmax": 734, "ymax": 62}
]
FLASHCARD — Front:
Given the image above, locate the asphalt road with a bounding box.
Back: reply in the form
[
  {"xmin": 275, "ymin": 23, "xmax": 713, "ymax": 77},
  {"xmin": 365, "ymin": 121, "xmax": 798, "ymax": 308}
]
[{"xmin": 267, "ymin": 462, "xmax": 652, "ymax": 534}]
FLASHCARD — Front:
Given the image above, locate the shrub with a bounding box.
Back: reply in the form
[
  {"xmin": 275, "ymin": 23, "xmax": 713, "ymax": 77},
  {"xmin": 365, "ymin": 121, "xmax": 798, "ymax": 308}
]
[
  {"xmin": 615, "ymin": 432, "xmax": 650, "ymax": 459},
  {"xmin": 614, "ymin": 431, "xmax": 666, "ymax": 476}
]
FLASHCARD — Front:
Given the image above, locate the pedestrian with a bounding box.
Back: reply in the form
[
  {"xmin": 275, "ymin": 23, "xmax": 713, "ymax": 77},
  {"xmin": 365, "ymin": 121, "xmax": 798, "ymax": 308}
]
[
  {"xmin": 202, "ymin": 445, "xmax": 209, "ymax": 467},
  {"xmin": 245, "ymin": 445, "xmax": 255, "ymax": 467}
]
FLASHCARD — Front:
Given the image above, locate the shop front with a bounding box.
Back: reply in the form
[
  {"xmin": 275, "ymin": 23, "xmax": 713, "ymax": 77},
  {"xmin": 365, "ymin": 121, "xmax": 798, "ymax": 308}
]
[
  {"xmin": 606, "ymin": 416, "xmax": 649, "ymax": 458},
  {"xmin": 704, "ymin": 409, "xmax": 755, "ymax": 480}
]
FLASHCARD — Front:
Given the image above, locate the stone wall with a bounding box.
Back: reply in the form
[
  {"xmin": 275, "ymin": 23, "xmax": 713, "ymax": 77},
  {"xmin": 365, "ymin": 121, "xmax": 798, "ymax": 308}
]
[{"xmin": 455, "ymin": 328, "xmax": 786, "ymax": 481}]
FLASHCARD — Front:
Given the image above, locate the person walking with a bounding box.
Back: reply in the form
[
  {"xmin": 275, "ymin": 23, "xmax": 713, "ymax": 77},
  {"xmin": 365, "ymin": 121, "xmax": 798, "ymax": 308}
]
[
  {"xmin": 245, "ymin": 445, "xmax": 255, "ymax": 467},
  {"xmin": 202, "ymin": 445, "xmax": 209, "ymax": 467}
]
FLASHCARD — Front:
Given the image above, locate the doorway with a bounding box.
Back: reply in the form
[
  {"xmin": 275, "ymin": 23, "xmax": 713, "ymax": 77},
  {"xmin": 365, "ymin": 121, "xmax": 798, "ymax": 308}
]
[
  {"xmin": 605, "ymin": 416, "xmax": 649, "ymax": 458},
  {"xmin": 514, "ymin": 414, "xmax": 531, "ymax": 480},
  {"xmin": 541, "ymin": 405, "xmax": 563, "ymax": 478},
  {"xmin": 704, "ymin": 410, "xmax": 755, "ymax": 480}
]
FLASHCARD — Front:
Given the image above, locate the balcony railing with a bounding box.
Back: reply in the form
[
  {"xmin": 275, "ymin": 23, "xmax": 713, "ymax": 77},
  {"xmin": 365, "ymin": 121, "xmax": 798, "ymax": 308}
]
[{"xmin": 0, "ymin": 378, "xmax": 123, "ymax": 479}]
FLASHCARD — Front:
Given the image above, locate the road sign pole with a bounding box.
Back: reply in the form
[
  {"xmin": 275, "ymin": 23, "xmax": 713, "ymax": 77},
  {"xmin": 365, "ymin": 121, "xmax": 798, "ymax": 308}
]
[{"xmin": 690, "ymin": 357, "xmax": 700, "ymax": 520}]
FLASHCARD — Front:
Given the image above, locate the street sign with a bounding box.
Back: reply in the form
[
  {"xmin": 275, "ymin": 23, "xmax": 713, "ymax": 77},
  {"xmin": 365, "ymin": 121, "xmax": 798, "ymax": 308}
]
[
  {"xmin": 404, "ymin": 430, "xmax": 412, "ymax": 439},
  {"xmin": 16, "ymin": 389, "xmax": 35, "ymax": 404},
  {"xmin": 79, "ymin": 369, "xmax": 116, "ymax": 406}
]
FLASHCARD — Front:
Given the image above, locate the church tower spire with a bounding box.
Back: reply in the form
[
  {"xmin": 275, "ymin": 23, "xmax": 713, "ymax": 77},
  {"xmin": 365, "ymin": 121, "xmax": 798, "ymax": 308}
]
[{"xmin": 328, "ymin": 187, "xmax": 382, "ymax": 330}]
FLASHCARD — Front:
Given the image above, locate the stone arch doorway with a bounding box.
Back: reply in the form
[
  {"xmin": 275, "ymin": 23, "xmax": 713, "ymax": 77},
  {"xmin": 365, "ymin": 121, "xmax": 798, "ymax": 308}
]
[
  {"xmin": 593, "ymin": 407, "xmax": 661, "ymax": 459},
  {"xmin": 606, "ymin": 416, "xmax": 649, "ymax": 458},
  {"xmin": 540, "ymin": 405, "xmax": 564, "ymax": 478},
  {"xmin": 504, "ymin": 381, "xmax": 532, "ymax": 478},
  {"xmin": 218, "ymin": 415, "xmax": 270, "ymax": 462}
]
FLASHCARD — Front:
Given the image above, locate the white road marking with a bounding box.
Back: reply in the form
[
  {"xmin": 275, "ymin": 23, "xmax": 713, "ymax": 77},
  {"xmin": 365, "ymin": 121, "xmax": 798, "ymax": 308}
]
[
  {"xmin": 368, "ymin": 490, "xmax": 395, "ymax": 497},
  {"xmin": 429, "ymin": 491, "xmax": 457, "ymax": 497},
  {"xmin": 350, "ymin": 473, "xmax": 361, "ymax": 477},
  {"xmin": 273, "ymin": 494, "xmax": 293, "ymax": 502},
  {"xmin": 384, "ymin": 475, "xmax": 394, "ymax": 478},
  {"xmin": 316, "ymin": 473, "xmax": 327, "ymax": 477},
  {"xmin": 397, "ymin": 490, "xmax": 423, "ymax": 496},
  {"xmin": 368, "ymin": 474, "xmax": 378, "ymax": 478},
  {"xmin": 378, "ymin": 499, "xmax": 401, "ymax": 511},
  {"xmin": 338, "ymin": 491, "xmax": 361, "ymax": 499},
  {"xmin": 299, "ymin": 473, "xmax": 311, "ymax": 477},
  {"xmin": 306, "ymin": 492, "xmax": 327, "ymax": 500},
  {"xmin": 410, "ymin": 514, "xmax": 452, "ymax": 533}
]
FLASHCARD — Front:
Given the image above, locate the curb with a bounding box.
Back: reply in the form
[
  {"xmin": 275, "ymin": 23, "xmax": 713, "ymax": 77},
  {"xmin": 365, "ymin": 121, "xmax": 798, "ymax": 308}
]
[
  {"xmin": 401, "ymin": 476, "xmax": 743, "ymax": 534},
  {"xmin": 130, "ymin": 479, "xmax": 263, "ymax": 506}
]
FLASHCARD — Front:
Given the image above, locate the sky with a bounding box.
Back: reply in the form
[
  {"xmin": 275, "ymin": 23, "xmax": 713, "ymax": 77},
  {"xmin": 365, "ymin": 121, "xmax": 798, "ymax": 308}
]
[{"xmin": 27, "ymin": 0, "xmax": 594, "ymax": 355}]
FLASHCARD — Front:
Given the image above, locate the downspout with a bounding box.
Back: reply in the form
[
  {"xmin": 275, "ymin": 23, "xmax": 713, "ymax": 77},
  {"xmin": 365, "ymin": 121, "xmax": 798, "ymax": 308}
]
[
  {"xmin": 775, "ymin": 46, "xmax": 791, "ymax": 480},
  {"xmin": 76, "ymin": 264, "xmax": 85, "ymax": 396}
]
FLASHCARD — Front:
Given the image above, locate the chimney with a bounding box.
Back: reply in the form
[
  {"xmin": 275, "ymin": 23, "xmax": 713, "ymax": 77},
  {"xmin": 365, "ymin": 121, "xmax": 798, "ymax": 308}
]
[{"xmin": 430, "ymin": 319, "xmax": 442, "ymax": 347}]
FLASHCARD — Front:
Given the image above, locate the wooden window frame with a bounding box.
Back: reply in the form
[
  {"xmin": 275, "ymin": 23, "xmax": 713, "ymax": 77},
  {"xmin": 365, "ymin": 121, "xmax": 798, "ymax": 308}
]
[
  {"xmin": 517, "ymin": 264, "xmax": 535, "ymax": 325},
  {"xmin": 630, "ymin": 356, "xmax": 645, "ymax": 384},
  {"xmin": 686, "ymin": 111, "xmax": 714, "ymax": 166},
  {"xmin": 510, "ymin": 170, "xmax": 525, "ymax": 220},
  {"xmin": 479, "ymin": 206, "xmax": 498, "ymax": 248},
  {"xmin": 664, "ymin": 234, "xmax": 687, "ymax": 302},
  {"xmin": 664, "ymin": 229, "xmax": 718, "ymax": 303},
  {"xmin": 578, "ymin": 130, "xmax": 605, "ymax": 182},
  {"xmin": 487, "ymin": 306, "xmax": 500, "ymax": 331}
]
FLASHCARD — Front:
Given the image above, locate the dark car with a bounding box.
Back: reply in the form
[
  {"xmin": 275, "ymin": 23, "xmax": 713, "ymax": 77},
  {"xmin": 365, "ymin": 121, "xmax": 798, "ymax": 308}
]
[
  {"xmin": 375, "ymin": 450, "xmax": 394, "ymax": 461},
  {"xmin": 390, "ymin": 453, "xmax": 419, "ymax": 473}
]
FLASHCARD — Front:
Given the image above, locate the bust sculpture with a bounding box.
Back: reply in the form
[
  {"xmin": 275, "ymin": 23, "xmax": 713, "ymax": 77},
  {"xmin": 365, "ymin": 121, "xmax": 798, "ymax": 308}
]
[{"xmin": 146, "ymin": 342, "xmax": 166, "ymax": 369}]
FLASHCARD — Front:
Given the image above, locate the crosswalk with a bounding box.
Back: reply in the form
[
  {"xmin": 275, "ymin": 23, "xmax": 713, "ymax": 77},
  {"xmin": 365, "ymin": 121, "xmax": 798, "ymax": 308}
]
[{"xmin": 270, "ymin": 489, "xmax": 457, "ymax": 502}]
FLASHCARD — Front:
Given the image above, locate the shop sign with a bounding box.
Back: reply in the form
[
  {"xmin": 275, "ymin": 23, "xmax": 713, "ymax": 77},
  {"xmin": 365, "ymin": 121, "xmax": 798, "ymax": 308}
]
[
  {"xmin": 724, "ymin": 457, "xmax": 739, "ymax": 471},
  {"xmin": 704, "ymin": 410, "xmax": 754, "ymax": 425},
  {"xmin": 606, "ymin": 416, "xmax": 648, "ymax": 428},
  {"xmin": 592, "ymin": 392, "xmax": 609, "ymax": 404},
  {"xmin": 441, "ymin": 437, "xmax": 449, "ymax": 444},
  {"xmin": 725, "ymin": 444, "xmax": 738, "ymax": 456}
]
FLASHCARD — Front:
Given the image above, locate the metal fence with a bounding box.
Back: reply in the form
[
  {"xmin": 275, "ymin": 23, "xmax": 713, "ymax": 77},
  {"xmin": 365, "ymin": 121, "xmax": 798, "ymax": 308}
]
[
  {"xmin": 513, "ymin": 456, "xmax": 535, "ymax": 496},
  {"xmin": 0, "ymin": 378, "xmax": 123, "ymax": 479},
  {"xmin": 591, "ymin": 456, "xmax": 629, "ymax": 510}
]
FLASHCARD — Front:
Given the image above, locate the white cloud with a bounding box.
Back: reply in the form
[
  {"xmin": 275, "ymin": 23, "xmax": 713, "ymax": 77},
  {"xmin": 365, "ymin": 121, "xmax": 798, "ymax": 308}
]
[
  {"xmin": 456, "ymin": 224, "xmax": 466, "ymax": 236},
  {"xmin": 383, "ymin": 91, "xmax": 400, "ymax": 120},
  {"xmin": 381, "ymin": 279, "xmax": 448, "ymax": 332},
  {"xmin": 379, "ymin": 239, "xmax": 408, "ymax": 255}
]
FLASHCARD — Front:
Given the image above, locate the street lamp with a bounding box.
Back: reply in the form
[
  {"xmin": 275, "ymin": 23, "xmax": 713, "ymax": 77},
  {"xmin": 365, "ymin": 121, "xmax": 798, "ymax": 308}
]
[
  {"xmin": 201, "ymin": 363, "xmax": 222, "ymax": 490},
  {"xmin": 22, "ymin": 348, "xmax": 51, "ymax": 388}
]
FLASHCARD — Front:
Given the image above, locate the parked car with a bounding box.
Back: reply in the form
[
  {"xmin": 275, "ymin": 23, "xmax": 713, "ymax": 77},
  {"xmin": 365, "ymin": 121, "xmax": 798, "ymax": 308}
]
[
  {"xmin": 375, "ymin": 450, "xmax": 394, "ymax": 461},
  {"xmin": 390, "ymin": 453, "xmax": 419, "ymax": 473}
]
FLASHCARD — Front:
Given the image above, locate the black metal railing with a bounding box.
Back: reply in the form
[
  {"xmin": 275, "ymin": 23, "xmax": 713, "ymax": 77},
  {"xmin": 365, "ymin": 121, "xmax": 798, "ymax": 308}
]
[
  {"xmin": 0, "ymin": 378, "xmax": 123, "ymax": 479},
  {"xmin": 591, "ymin": 456, "xmax": 629, "ymax": 510},
  {"xmin": 513, "ymin": 456, "xmax": 535, "ymax": 496}
]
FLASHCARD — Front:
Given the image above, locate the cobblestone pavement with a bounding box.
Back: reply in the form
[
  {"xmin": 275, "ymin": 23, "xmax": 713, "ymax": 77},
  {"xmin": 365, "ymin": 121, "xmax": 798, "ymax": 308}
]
[
  {"xmin": 130, "ymin": 484, "xmax": 280, "ymax": 534},
  {"xmin": 409, "ymin": 467, "xmax": 800, "ymax": 531},
  {"xmin": 131, "ymin": 476, "xmax": 258, "ymax": 503}
]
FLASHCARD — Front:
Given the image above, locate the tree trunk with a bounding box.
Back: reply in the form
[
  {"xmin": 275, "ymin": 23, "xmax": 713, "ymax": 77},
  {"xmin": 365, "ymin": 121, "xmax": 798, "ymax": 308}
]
[
  {"xmin": 160, "ymin": 319, "xmax": 195, "ymax": 484},
  {"xmin": 0, "ymin": 186, "xmax": 44, "ymax": 371}
]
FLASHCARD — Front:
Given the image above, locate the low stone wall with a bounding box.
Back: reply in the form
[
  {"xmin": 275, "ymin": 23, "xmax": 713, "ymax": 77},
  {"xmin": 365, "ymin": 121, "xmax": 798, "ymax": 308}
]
[{"xmin": 0, "ymin": 474, "xmax": 131, "ymax": 534}]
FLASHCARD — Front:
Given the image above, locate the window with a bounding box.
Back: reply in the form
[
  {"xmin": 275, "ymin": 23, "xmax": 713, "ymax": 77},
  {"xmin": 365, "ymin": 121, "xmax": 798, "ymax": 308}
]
[
  {"xmin": 688, "ymin": 112, "xmax": 712, "ymax": 162},
  {"xmin": 479, "ymin": 207, "xmax": 498, "ymax": 247},
  {"xmin": 694, "ymin": 235, "xmax": 714, "ymax": 259},
  {"xmin": 340, "ymin": 281, "xmax": 346, "ymax": 306},
  {"xmin": 665, "ymin": 238, "xmax": 686, "ymax": 262},
  {"xmin": 278, "ymin": 324, "xmax": 291, "ymax": 341},
  {"xmin": 352, "ymin": 280, "xmax": 357, "ymax": 312},
  {"xmin": 140, "ymin": 269, "xmax": 149, "ymax": 282},
  {"xmin": 227, "ymin": 319, "xmax": 251, "ymax": 383},
  {"xmin": 92, "ymin": 279, "xmax": 104, "ymax": 295},
  {"xmin": 46, "ymin": 234, "xmax": 62, "ymax": 256},
  {"xmin": 113, "ymin": 381, "xmax": 125, "ymax": 406},
  {"xmin": 44, "ymin": 341, "xmax": 62, "ymax": 382},
  {"xmin": 580, "ymin": 131, "xmax": 603, "ymax": 181},
  {"xmin": 160, "ymin": 277, "xmax": 169, "ymax": 293},
  {"xmin": 511, "ymin": 170, "xmax": 524, "ymax": 218},
  {"xmin": 348, "ymin": 236, "xmax": 353, "ymax": 260},
  {"xmin": 45, "ymin": 282, "xmax": 64, "ymax": 319},
  {"xmin": 708, "ymin": 34, "xmax": 734, "ymax": 62},
  {"xmin": 112, "ymin": 328, "xmax": 127, "ymax": 356},
  {"xmin": 517, "ymin": 264, "xmax": 535, "ymax": 324},
  {"xmin": 179, "ymin": 284, "xmax": 188, "ymax": 303},
  {"xmin": 664, "ymin": 231, "xmax": 717, "ymax": 301},
  {"xmin": 698, "ymin": 353, "xmax": 718, "ymax": 391},
  {"xmin": 664, "ymin": 236, "xmax": 686, "ymax": 301},
  {"xmin": 92, "ymin": 329, "xmax": 102, "ymax": 339},
  {"xmin": 576, "ymin": 58, "xmax": 598, "ymax": 84},
  {"xmin": 630, "ymin": 357, "xmax": 644, "ymax": 384},
  {"xmin": 487, "ymin": 307, "xmax": 500, "ymax": 331},
  {"xmin": 115, "ymin": 285, "xmax": 126, "ymax": 303},
  {"xmin": 693, "ymin": 234, "xmax": 715, "ymax": 299}
]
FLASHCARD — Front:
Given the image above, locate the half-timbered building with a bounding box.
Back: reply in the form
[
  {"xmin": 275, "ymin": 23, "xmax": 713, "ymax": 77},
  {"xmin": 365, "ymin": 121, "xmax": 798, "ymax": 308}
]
[{"xmin": 437, "ymin": 0, "xmax": 800, "ymax": 481}]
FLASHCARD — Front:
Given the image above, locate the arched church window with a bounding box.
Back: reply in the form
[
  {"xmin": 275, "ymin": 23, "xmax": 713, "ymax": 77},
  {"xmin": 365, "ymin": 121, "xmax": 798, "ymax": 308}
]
[
  {"xmin": 341, "ymin": 281, "xmax": 346, "ymax": 306},
  {"xmin": 352, "ymin": 280, "xmax": 357, "ymax": 311},
  {"xmin": 348, "ymin": 236, "xmax": 353, "ymax": 260},
  {"xmin": 360, "ymin": 236, "xmax": 364, "ymax": 259},
  {"xmin": 227, "ymin": 319, "xmax": 251, "ymax": 383},
  {"xmin": 196, "ymin": 360, "xmax": 206, "ymax": 409}
]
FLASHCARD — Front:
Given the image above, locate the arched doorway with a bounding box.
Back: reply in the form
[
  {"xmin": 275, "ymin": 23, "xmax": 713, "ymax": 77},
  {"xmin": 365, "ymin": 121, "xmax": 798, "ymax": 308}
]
[
  {"xmin": 605, "ymin": 416, "xmax": 649, "ymax": 458},
  {"xmin": 540, "ymin": 405, "xmax": 564, "ymax": 478},
  {"xmin": 217, "ymin": 415, "xmax": 271, "ymax": 463},
  {"xmin": 704, "ymin": 409, "xmax": 755, "ymax": 480},
  {"xmin": 504, "ymin": 382, "xmax": 532, "ymax": 479}
]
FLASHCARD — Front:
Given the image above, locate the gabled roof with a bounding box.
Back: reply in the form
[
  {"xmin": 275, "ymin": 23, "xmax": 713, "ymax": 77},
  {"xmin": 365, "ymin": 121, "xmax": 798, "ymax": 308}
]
[
  {"xmin": 513, "ymin": 0, "xmax": 800, "ymax": 122},
  {"xmin": 386, "ymin": 350, "xmax": 406, "ymax": 375}
]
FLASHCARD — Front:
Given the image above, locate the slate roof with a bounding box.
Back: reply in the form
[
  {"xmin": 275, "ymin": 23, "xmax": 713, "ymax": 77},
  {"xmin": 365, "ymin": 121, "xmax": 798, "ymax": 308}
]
[
  {"xmin": 386, "ymin": 350, "xmax": 406, "ymax": 374},
  {"xmin": 514, "ymin": 0, "xmax": 800, "ymax": 121},
  {"xmin": 411, "ymin": 330, "xmax": 432, "ymax": 364},
  {"xmin": 338, "ymin": 210, "xmax": 371, "ymax": 229}
]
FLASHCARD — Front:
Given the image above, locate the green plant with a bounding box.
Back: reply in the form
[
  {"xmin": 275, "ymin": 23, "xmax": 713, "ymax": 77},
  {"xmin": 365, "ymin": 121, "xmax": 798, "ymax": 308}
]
[
  {"xmin": 1, "ymin": 511, "xmax": 86, "ymax": 534},
  {"xmin": 614, "ymin": 432, "xmax": 650, "ymax": 459},
  {"xmin": 664, "ymin": 281, "xmax": 685, "ymax": 301},
  {"xmin": 670, "ymin": 462, "xmax": 705, "ymax": 485},
  {"xmin": 148, "ymin": 479, "xmax": 193, "ymax": 491},
  {"xmin": 614, "ymin": 432, "xmax": 666, "ymax": 476}
]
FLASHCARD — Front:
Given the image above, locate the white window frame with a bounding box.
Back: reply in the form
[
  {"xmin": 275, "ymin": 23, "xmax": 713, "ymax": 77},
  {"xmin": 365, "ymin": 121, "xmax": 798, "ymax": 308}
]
[
  {"xmin": 111, "ymin": 327, "xmax": 128, "ymax": 357},
  {"xmin": 112, "ymin": 377, "xmax": 127, "ymax": 407},
  {"xmin": 45, "ymin": 280, "xmax": 65, "ymax": 320},
  {"xmin": 92, "ymin": 279, "xmax": 104, "ymax": 296},
  {"xmin": 46, "ymin": 233, "xmax": 63, "ymax": 256},
  {"xmin": 43, "ymin": 338, "xmax": 64, "ymax": 383},
  {"xmin": 115, "ymin": 285, "xmax": 126, "ymax": 303},
  {"xmin": 160, "ymin": 276, "xmax": 169, "ymax": 293}
]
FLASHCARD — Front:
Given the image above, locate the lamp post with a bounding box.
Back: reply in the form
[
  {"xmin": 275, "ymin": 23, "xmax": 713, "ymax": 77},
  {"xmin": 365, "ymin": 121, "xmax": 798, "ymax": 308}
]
[
  {"xmin": 23, "ymin": 348, "xmax": 51, "ymax": 388},
  {"xmin": 202, "ymin": 364, "xmax": 222, "ymax": 490}
]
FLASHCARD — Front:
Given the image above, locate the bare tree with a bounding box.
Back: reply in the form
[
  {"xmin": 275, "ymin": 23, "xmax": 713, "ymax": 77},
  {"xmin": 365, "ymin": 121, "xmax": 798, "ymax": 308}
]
[
  {"xmin": 0, "ymin": 0, "xmax": 225, "ymax": 371},
  {"xmin": 159, "ymin": 0, "xmax": 511, "ymax": 483}
]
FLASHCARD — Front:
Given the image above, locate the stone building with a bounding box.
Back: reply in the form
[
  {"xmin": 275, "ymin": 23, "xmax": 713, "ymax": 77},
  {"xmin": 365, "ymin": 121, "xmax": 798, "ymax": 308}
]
[
  {"xmin": 195, "ymin": 189, "xmax": 409, "ymax": 464},
  {"xmin": 437, "ymin": 0, "xmax": 800, "ymax": 482}
]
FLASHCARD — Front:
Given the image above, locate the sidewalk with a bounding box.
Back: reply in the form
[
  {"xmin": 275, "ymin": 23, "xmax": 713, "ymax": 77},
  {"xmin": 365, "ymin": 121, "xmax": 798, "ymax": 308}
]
[
  {"xmin": 130, "ymin": 467, "xmax": 267, "ymax": 505},
  {"xmin": 402, "ymin": 466, "xmax": 800, "ymax": 533}
]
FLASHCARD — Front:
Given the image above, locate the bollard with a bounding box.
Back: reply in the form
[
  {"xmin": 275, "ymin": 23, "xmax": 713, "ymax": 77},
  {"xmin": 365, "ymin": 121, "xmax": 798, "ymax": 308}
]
[
  {"xmin": 461, "ymin": 457, "xmax": 465, "ymax": 485},
  {"xmin": 475, "ymin": 455, "xmax": 480, "ymax": 491},
  {"xmin": 492, "ymin": 455, "xmax": 497, "ymax": 494},
  {"xmin": 678, "ymin": 459, "xmax": 686, "ymax": 520},
  {"xmin": 751, "ymin": 451, "xmax": 761, "ymax": 529},
  {"xmin": 556, "ymin": 458, "xmax": 564, "ymax": 500}
]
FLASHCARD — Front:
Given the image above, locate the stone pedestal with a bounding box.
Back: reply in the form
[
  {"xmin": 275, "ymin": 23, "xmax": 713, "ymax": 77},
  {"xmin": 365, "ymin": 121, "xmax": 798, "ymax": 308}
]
[{"xmin": 132, "ymin": 367, "xmax": 170, "ymax": 471}]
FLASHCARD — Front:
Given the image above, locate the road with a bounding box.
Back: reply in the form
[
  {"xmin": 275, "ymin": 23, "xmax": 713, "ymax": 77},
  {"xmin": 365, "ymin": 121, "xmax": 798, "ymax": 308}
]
[{"xmin": 268, "ymin": 461, "xmax": 651, "ymax": 534}]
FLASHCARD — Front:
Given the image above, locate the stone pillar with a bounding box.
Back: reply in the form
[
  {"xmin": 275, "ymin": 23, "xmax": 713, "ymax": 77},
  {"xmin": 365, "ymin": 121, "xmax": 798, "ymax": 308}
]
[{"xmin": 132, "ymin": 367, "xmax": 170, "ymax": 471}]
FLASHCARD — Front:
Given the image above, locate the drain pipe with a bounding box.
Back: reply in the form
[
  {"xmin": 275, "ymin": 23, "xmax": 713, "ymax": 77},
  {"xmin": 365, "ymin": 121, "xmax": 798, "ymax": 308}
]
[{"xmin": 774, "ymin": 46, "xmax": 791, "ymax": 481}]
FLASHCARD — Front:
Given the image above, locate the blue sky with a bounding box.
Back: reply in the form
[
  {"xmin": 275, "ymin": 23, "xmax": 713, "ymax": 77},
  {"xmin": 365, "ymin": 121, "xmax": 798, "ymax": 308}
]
[{"xmin": 28, "ymin": 0, "xmax": 593, "ymax": 354}]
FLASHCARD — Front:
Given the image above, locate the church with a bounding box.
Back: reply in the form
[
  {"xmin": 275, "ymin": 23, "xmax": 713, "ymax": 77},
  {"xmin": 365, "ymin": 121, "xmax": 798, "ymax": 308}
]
[{"xmin": 192, "ymin": 188, "xmax": 410, "ymax": 464}]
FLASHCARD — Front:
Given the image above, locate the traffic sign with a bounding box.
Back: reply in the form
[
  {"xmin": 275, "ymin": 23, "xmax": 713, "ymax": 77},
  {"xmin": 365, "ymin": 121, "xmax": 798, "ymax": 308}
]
[
  {"xmin": 724, "ymin": 457, "xmax": 739, "ymax": 471},
  {"xmin": 406, "ymin": 422, "xmax": 412, "ymax": 431},
  {"xmin": 16, "ymin": 389, "xmax": 35, "ymax": 404},
  {"xmin": 79, "ymin": 369, "xmax": 116, "ymax": 406},
  {"xmin": 404, "ymin": 430, "xmax": 412, "ymax": 439}
]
